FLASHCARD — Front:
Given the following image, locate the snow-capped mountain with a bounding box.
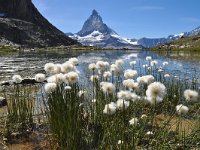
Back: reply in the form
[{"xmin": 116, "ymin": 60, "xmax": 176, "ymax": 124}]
[
  {"xmin": 66, "ymin": 10, "xmax": 141, "ymax": 49},
  {"xmin": 184, "ymin": 26, "xmax": 200, "ymax": 36},
  {"xmin": 66, "ymin": 9, "xmax": 200, "ymax": 48},
  {"xmin": 137, "ymin": 26, "xmax": 200, "ymax": 48}
]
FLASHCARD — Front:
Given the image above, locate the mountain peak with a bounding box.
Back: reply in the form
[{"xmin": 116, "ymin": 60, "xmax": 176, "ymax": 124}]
[
  {"xmin": 77, "ymin": 9, "xmax": 117, "ymax": 37},
  {"xmin": 92, "ymin": 9, "xmax": 99, "ymax": 16}
]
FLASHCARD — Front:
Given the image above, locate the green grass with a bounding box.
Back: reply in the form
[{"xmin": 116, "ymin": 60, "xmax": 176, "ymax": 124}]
[
  {"xmin": 0, "ymin": 46, "xmax": 18, "ymax": 55},
  {"xmin": 1, "ymin": 58, "xmax": 200, "ymax": 149},
  {"xmin": 151, "ymin": 34, "xmax": 200, "ymax": 51}
]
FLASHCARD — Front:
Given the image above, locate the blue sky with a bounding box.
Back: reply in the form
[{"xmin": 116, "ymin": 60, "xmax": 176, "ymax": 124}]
[{"xmin": 33, "ymin": 0, "xmax": 200, "ymax": 39}]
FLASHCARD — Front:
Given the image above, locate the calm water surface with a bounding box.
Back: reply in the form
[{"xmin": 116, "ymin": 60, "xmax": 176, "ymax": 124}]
[{"xmin": 0, "ymin": 50, "xmax": 200, "ymax": 82}]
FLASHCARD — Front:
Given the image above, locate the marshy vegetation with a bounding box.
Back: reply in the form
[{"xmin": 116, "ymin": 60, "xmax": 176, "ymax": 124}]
[{"xmin": 0, "ymin": 55, "xmax": 200, "ymax": 149}]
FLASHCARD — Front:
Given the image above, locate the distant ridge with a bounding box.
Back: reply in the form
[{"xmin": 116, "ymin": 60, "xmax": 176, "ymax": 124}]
[{"xmin": 137, "ymin": 26, "xmax": 200, "ymax": 48}]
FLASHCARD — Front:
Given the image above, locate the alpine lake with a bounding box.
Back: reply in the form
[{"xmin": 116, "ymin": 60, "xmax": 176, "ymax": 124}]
[{"xmin": 0, "ymin": 49, "xmax": 200, "ymax": 82}]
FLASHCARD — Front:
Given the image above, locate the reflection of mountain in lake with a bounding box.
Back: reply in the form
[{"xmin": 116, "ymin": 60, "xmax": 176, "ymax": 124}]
[{"xmin": 0, "ymin": 50, "xmax": 199, "ymax": 82}]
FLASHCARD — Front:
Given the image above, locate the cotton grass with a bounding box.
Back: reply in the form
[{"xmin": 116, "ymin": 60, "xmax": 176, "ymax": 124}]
[
  {"xmin": 116, "ymin": 99, "xmax": 130, "ymax": 110},
  {"xmin": 103, "ymin": 102, "xmax": 117, "ymax": 115},
  {"xmin": 35, "ymin": 73, "xmax": 46, "ymax": 82},
  {"xmin": 176, "ymin": 104, "xmax": 189, "ymax": 115},
  {"xmin": 129, "ymin": 118, "xmax": 139, "ymax": 126},
  {"xmin": 124, "ymin": 69, "xmax": 138, "ymax": 79},
  {"xmin": 44, "ymin": 83, "xmax": 57, "ymax": 93},
  {"xmin": 146, "ymin": 82, "xmax": 166, "ymax": 105},
  {"xmin": 44, "ymin": 63, "xmax": 55, "ymax": 74},
  {"xmin": 101, "ymin": 82, "xmax": 115, "ymax": 94},
  {"xmin": 137, "ymin": 75, "xmax": 154, "ymax": 85},
  {"xmin": 184, "ymin": 89, "xmax": 199, "ymax": 102},
  {"xmin": 12, "ymin": 75, "xmax": 23, "ymax": 83}
]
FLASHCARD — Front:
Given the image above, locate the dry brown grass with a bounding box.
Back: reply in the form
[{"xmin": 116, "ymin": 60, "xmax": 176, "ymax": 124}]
[{"xmin": 155, "ymin": 114, "xmax": 196, "ymax": 135}]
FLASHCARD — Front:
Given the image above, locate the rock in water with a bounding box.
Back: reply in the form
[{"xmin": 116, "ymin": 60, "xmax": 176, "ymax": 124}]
[
  {"xmin": 0, "ymin": 0, "xmax": 78, "ymax": 47},
  {"xmin": 0, "ymin": 97, "xmax": 7, "ymax": 107}
]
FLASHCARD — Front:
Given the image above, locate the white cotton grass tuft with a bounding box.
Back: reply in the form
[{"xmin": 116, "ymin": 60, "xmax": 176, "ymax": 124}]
[
  {"xmin": 118, "ymin": 140, "xmax": 124, "ymax": 145},
  {"xmin": 101, "ymin": 82, "xmax": 115, "ymax": 94},
  {"xmin": 151, "ymin": 60, "xmax": 158, "ymax": 66},
  {"xmin": 137, "ymin": 75, "xmax": 154, "ymax": 85},
  {"xmin": 53, "ymin": 64, "xmax": 62, "ymax": 74},
  {"xmin": 110, "ymin": 64, "xmax": 123, "ymax": 76},
  {"xmin": 115, "ymin": 59, "xmax": 124, "ymax": 66},
  {"xmin": 44, "ymin": 83, "xmax": 57, "ymax": 93},
  {"xmin": 56, "ymin": 73, "xmax": 64, "ymax": 84},
  {"xmin": 123, "ymin": 79, "xmax": 139, "ymax": 90},
  {"xmin": 64, "ymin": 86, "xmax": 72, "ymax": 91},
  {"xmin": 116, "ymin": 99, "xmax": 130, "ymax": 110},
  {"xmin": 129, "ymin": 118, "xmax": 138, "ymax": 126},
  {"xmin": 90, "ymin": 75, "xmax": 99, "ymax": 82},
  {"xmin": 44, "ymin": 63, "xmax": 55, "ymax": 74},
  {"xmin": 146, "ymin": 56, "xmax": 152, "ymax": 61},
  {"xmin": 35, "ymin": 73, "xmax": 46, "ymax": 82},
  {"xmin": 103, "ymin": 102, "xmax": 117, "ymax": 115},
  {"xmin": 130, "ymin": 61, "xmax": 137, "ymax": 66},
  {"xmin": 68, "ymin": 57, "xmax": 78, "ymax": 65},
  {"xmin": 117, "ymin": 90, "xmax": 139, "ymax": 101},
  {"xmin": 176, "ymin": 104, "xmax": 189, "ymax": 115},
  {"xmin": 146, "ymin": 82, "xmax": 166, "ymax": 105},
  {"xmin": 64, "ymin": 71, "xmax": 79, "ymax": 84},
  {"xmin": 47, "ymin": 74, "xmax": 63, "ymax": 84},
  {"xmin": 117, "ymin": 90, "xmax": 129, "ymax": 99},
  {"xmin": 143, "ymin": 64, "xmax": 148, "ymax": 68},
  {"xmin": 61, "ymin": 62, "xmax": 75, "ymax": 73},
  {"xmin": 88, "ymin": 63, "xmax": 97, "ymax": 70},
  {"xmin": 12, "ymin": 75, "xmax": 23, "ymax": 83},
  {"xmin": 184, "ymin": 89, "xmax": 199, "ymax": 102},
  {"xmin": 96, "ymin": 61, "xmax": 109, "ymax": 71},
  {"xmin": 103, "ymin": 71, "xmax": 112, "ymax": 79},
  {"xmin": 124, "ymin": 69, "xmax": 138, "ymax": 79}
]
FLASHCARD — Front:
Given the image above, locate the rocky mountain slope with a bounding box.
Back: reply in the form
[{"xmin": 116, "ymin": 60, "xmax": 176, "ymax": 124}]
[
  {"xmin": 137, "ymin": 26, "xmax": 200, "ymax": 48},
  {"xmin": 67, "ymin": 10, "xmax": 141, "ymax": 49},
  {"xmin": 152, "ymin": 34, "xmax": 200, "ymax": 51},
  {"xmin": 0, "ymin": 0, "xmax": 78, "ymax": 48}
]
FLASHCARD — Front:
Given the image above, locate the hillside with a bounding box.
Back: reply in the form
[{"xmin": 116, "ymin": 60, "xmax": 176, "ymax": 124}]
[
  {"xmin": 0, "ymin": 0, "xmax": 78, "ymax": 48},
  {"xmin": 151, "ymin": 34, "xmax": 200, "ymax": 51}
]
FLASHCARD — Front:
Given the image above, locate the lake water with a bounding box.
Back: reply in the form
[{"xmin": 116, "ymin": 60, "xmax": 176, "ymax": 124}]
[{"xmin": 0, "ymin": 50, "xmax": 200, "ymax": 82}]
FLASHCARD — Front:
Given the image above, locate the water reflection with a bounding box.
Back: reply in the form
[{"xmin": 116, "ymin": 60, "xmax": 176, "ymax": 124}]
[{"xmin": 0, "ymin": 50, "xmax": 199, "ymax": 82}]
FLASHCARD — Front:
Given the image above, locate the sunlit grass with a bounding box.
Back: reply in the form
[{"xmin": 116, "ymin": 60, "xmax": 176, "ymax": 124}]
[{"xmin": 0, "ymin": 56, "xmax": 199, "ymax": 149}]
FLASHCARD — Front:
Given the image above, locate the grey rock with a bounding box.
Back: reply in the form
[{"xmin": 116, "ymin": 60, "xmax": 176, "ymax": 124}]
[
  {"xmin": 77, "ymin": 9, "xmax": 117, "ymax": 37},
  {"xmin": 0, "ymin": 97, "xmax": 6, "ymax": 107},
  {"xmin": 0, "ymin": 0, "xmax": 78, "ymax": 48}
]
